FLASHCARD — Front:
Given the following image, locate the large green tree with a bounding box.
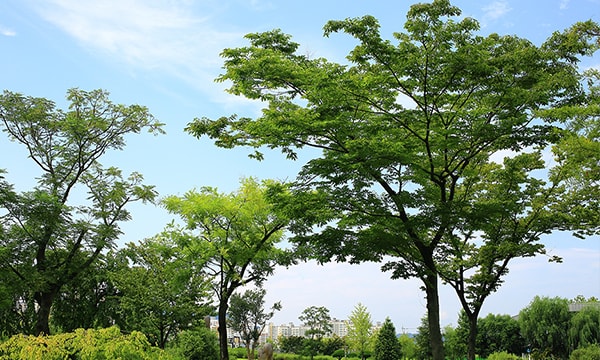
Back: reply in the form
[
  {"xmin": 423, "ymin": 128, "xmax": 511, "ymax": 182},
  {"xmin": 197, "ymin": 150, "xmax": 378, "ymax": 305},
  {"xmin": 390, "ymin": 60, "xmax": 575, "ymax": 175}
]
[
  {"xmin": 0, "ymin": 88, "xmax": 163, "ymax": 335},
  {"xmin": 346, "ymin": 303, "xmax": 373, "ymax": 360},
  {"xmin": 186, "ymin": 2, "xmax": 599, "ymax": 359},
  {"xmin": 112, "ymin": 235, "xmax": 213, "ymax": 349},
  {"xmin": 228, "ymin": 287, "xmax": 281, "ymax": 360},
  {"xmin": 161, "ymin": 177, "xmax": 292, "ymax": 360}
]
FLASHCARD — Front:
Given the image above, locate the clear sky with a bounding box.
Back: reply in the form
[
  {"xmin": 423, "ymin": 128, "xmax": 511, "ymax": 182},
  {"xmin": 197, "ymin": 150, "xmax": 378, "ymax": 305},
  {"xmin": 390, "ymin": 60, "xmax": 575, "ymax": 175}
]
[{"xmin": 1, "ymin": 0, "xmax": 599, "ymax": 332}]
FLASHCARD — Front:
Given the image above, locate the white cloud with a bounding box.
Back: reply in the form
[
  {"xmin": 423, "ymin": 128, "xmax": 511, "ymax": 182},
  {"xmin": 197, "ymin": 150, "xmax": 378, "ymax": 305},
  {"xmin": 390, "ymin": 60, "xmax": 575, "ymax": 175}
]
[
  {"xmin": 1, "ymin": 26, "xmax": 16, "ymax": 36},
  {"xmin": 29, "ymin": 0, "xmax": 246, "ymax": 102},
  {"xmin": 560, "ymin": 0, "xmax": 570, "ymax": 10},
  {"xmin": 482, "ymin": 1, "xmax": 512, "ymax": 22}
]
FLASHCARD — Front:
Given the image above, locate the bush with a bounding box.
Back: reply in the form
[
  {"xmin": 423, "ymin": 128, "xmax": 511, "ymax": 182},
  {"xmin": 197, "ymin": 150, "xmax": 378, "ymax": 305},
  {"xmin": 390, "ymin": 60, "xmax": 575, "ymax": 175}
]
[
  {"xmin": 487, "ymin": 351, "xmax": 521, "ymax": 360},
  {"xmin": 229, "ymin": 346, "xmax": 250, "ymax": 359},
  {"xmin": 168, "ymin": 328, "xmax": 219, "ymax": 360},
  {"xmin": 570, "ymin": 344, "xmax": 600, "ymax": 360},
  {"xmin": 0, "ymin": 326, "xmax": 171, "ymax": 359}
]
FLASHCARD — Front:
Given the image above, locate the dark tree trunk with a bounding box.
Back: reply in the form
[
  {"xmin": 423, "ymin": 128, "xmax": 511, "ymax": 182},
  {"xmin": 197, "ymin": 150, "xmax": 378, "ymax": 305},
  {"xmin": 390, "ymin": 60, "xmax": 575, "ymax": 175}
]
[
  {"xmin": 34, "ymin": 288, "xmax": 58, "ymax": 336},
  {"xmin": 218, "ymin": 299, "xmax": 230, "ymax": 360},
  {"xmin": 466, "ymin": 312, "xmax": 479, "ymax": 360},
  {"xmin": 424, "ymin": 273, "xmax": 445, "ymax": 360}
]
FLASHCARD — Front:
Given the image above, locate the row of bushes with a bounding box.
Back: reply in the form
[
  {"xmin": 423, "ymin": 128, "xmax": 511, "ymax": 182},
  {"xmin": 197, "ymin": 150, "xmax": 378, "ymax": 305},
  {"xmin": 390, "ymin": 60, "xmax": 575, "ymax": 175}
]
[
  {"xmin": 3, "ymin": 328, "xmax": 598, "ymax": 360},
  {"xmin": 0, "ymin": 326, "xmax": 219, "ymax": 360}
]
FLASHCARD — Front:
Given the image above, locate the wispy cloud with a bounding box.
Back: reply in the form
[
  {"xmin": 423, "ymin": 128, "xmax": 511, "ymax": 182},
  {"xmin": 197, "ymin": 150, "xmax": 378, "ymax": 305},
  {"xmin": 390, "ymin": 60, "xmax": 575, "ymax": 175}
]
[
  {"xmin": 1, "ymin": 25, "xmax": 16, "ymax": 36},
  {"xmin": 560, "ymin": 0, "xmax": 570, "ymax": 10},
  {"xmin": 482, "ymin": 1, "xmax": 512, "ymax": 22},
  {"xmin": 29, "ymin": 0, "xmax": 246, "ymax": 102}
]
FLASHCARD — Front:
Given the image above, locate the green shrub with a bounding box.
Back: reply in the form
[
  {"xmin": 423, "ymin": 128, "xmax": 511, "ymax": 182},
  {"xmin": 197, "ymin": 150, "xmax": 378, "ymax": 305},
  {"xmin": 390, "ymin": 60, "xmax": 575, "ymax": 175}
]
[
  {"xmin": 487, "ymin": 351, "xmax": 521, "ymax": 360},
  {"xmin": 167, "ymin": 328, "xmax": 219, "ymax": 360},
  {"xmin": 229, "ymin": 346, "xmax": 250, "ymax": 359},
  {"xmin": 0, "ymin": 326, "xmax": 172, "ymax": 360},
  {"xmin": 570, "ymin": 344, "xmax": 600, "ymax": 360}
]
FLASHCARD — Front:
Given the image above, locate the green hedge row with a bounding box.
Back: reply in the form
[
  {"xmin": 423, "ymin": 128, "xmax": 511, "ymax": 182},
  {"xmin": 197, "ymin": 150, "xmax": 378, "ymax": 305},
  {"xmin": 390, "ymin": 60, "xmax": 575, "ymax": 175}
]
[{"xmin": 0, "ymin": 326, "xmax": 172, "ymax": 360}]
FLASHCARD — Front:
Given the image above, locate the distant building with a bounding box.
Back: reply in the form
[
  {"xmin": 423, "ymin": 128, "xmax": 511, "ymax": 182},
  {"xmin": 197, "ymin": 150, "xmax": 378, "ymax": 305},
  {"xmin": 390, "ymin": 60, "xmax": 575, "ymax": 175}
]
[
  {"xmin": 209, "ymin": 315, "xmax": 390, "ymax": 346},
  {"xmin": 568, "ymin": 302, "xmax": 600, "ymax": 312}
]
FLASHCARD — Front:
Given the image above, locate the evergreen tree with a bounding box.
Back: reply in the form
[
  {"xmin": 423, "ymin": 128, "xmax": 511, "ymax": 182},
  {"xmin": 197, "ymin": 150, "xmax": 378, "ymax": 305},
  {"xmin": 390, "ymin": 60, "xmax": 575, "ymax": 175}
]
[{"xmin": 374, "ymin": 318, "xmax": 401, "ymax": 360}]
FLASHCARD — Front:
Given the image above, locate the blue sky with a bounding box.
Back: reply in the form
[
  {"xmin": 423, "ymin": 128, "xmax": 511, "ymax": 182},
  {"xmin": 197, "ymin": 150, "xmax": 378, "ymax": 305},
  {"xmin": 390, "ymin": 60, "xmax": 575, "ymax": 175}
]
[{"xmin": 1, "ymin": 0, "xmax": 599, "ymax": 331}]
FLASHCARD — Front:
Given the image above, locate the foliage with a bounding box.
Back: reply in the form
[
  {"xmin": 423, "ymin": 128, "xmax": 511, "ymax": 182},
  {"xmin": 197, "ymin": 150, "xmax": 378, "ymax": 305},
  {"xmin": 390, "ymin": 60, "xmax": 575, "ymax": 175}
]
[
  {"xmin": 0, "ymin": 88, "xmax": 164, "ymax": 335},
  {"xmin": 398, "ymin": 333, "xmax": 418, "ymax": 360},
  {"xmin": 0, "ymin": 326, "xmax": 172, "ymax": 359},
  {"xmin": 50, "ymin": 251, "xmax": 122, "ymax": 333},
  {"xmin": 519, "ymin": 296, "xmax": 572, "ymax": 358},
  {"xmin": 346, "ymin": 303, "xmax": 373, "ymax": 360},
  {"xmin": 186, "ymin": 1, "xmax": 599, "ymax": 359},
  {"xmin": 299, "ymin": 306, "xmax": 333, "ymax": 340},
  {"xmin": 167, "ymin": 328, "xmax": 219, "ymax": 360},
  {"xmin": 443, "ymin": 324, "xmax": 466, "ymax": 360},
  {"xmin": 569, "ymin": 343, "xmax": 600, "ymax": 360},
  {"xmin": 487, "ymin": 351, "xmax": 521, "ymax": 360},
  {"xmin": 161, "ymin": 177, "xmax": 292, "ymax": 360},
  {"xmin": 228, "ymin": 287, "xmax": 281, "ymax": 360},
  {"xmin": 279, "ymin": 336, "xmax": 305, "ymax": 354},
  {"xmin": 112, "ymin": 236, "xmax": 213, "ymax": 349},
  {"xmin": 569, "ymin": 305, "xmax": 600, "ymax": 351},
  {"xmin": 414, "ymin": 314, "xmax": 432, "ymax": 360},
  {"xmin": 476, "ymin": 313, "xmax": 525, "ymax": 358},
  {"xmin": 373, "ymin": 318, "xmax": 400, "ymax": 360},
  {"xmin": 320, "ymin": 335, "xmax": 346, "ymax": 356}
]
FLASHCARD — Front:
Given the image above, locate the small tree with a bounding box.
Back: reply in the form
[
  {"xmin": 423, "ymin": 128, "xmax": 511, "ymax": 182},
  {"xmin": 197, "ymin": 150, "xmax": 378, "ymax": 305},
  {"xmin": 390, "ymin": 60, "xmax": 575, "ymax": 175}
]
[
  {"xmin": 346, "ymin": 303, "xmax": 373, "ymax": 360},
  {"xmin": 373, "ymin": 317, "xmax": 401, "ymax": 360},
  {"xmin": 398, "ymin": 333, "xmax": 418, "ymax": 360},
  {"xmin": 299, "ymin": 306, "xmax": 332, "ymax": 360},
  {"xmin": 228, "ymin": 288, "xmax": 281, "ymax": 360},
  {"xmin": 299, "ymin": 306, "xmax": 333, "ymax": 340},
  {"xmin": 112, "ymin": 236, "xmax": 213, "ymax": 349},
  {"xmin": 162, "ymin": 178, "xmax": 292, "ymax": 360}
]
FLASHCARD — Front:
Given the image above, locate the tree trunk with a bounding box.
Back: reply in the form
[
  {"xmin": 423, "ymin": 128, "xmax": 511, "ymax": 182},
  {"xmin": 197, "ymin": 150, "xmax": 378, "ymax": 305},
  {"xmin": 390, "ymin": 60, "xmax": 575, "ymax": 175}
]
[
  {"xmin": 218, "ymin": 299, "xmax": 230, "ymax": 360},
  {"xmin": 424, "ymin": 273, "xmax": 445, "ymax": 360},
  {"xmin": 467, "ymin": 313, "xmax": 478, "ymax": 360},
  {"xmin": 34, "ymin": 289, "xmax": 57, "ymax": 336}
]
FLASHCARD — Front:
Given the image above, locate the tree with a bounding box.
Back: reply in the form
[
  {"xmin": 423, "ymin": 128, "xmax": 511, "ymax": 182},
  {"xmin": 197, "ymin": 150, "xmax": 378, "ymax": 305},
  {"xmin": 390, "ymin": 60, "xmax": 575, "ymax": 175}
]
[
  {"xmin": 112, "ymin": 235, "xmax": 213, "ymax": 349},
  {"xmin": 398, "ymin": 333, "xmax": 418, "ymax": 360},
  {"xmin": 50, "ymin": 251, "xmax": 122, "ymax": 333},
  {"xmin": 299, "ymin": 306, "xmax": 333, "ymax": 340},
  {"xmin": 161, "ymin": 177, "xmax": 292, "ymax": 360},
  {"xmin": 568, "ymin": 305, "xmax": 600, "ymax": 351},
  {"xmin": 299, "ymin": 306, "xmax": 332, "ymax": 360},
  {"xmin": 346, "ymin": 303, "xmax": 373, "ymax": 360},
  {"xmin": 443, "ymin": 324, "xmax": 466, "ymax": 360},
  {"xmin": 228, "ymin": 287, "xmax": 281, "ymax": 360},
  {"xmin": 476, "ymin": 314, "xmax": 525, "ymax": 358},
  {"xmin": 373, "ymin": 317, "xmax": 401, "ymax": 360},
  {"xmin": 0, "ymin": 88, "xmax": 164, "ymax": 335},
  {"xmin": 279, "ymin": 335, "xmax": 304, "ymax": 354},
  {"xmin": 519, "ymin": 296, "xmax": 571, "ymax": 358},
  {"xmin": 321, "ymin": 335, "xmax": 346, "ymax": 356},
  {"xmin": 185, "ymin": 2, "xmax": 599, "ymax": 359},
  {"xmin": 414, "ymin": 314, "xmax": 432, "ymax": 360}
]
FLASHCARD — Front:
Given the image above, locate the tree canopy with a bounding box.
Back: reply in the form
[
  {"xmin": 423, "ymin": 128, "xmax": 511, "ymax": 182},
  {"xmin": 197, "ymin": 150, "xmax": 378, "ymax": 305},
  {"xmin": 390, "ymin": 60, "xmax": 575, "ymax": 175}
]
[
  {"xmin": 161, "ymin": 177, "xmax": 292, "ymax": 360},
  {"xmin": 186, "ymin": 1, "xmax": 599, "ymax": 359},
  {"xmin": 0, "ymin": 88, "xmax": 164, "ymax": 335}
]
